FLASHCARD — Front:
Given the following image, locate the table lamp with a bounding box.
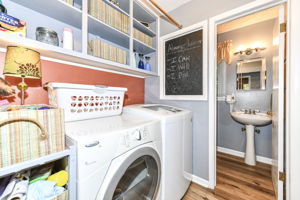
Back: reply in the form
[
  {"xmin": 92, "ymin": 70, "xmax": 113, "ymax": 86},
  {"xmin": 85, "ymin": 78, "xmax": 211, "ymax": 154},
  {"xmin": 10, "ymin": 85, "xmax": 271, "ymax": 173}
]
[{"xmin": 3, "ymin": 46, "xmax": 41, "ymax": 105}]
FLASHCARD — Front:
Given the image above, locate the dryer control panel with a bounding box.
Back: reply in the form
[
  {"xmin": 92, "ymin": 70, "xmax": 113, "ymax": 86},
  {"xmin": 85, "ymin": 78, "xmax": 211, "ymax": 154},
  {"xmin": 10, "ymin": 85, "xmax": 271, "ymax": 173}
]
[
  {"xmin": 119, "ymin": 128, "xmax": 149, "ymax": 148},
  {"xmin": 116, "ymin": 122, "xmax": 159, "ymax": 156}
]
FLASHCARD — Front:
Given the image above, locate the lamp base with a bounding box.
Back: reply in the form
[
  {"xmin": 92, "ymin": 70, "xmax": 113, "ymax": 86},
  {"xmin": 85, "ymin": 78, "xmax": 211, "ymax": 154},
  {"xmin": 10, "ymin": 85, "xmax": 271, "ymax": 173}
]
[{"xmin": 17, "ymin": 76, "xmax": 28, "ymax": 105}]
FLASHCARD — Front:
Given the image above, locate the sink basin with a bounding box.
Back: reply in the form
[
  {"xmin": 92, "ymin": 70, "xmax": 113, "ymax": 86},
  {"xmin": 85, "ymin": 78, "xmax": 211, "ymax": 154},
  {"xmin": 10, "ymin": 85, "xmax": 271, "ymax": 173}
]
[
  {"xmin": 230, "ymin": 111, "xmax": 272, "ymax": 166},
  {"xmin": 230, "ymin": 111, "xmax": 272, "ymax": 126}
]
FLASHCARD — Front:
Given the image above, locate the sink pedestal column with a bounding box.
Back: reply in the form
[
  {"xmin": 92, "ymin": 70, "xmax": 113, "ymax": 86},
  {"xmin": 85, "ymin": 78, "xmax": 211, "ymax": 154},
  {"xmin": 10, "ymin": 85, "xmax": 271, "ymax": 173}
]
[{"xmin": 245, "ymin": 125, "xmax": 256, "ymax": 166}]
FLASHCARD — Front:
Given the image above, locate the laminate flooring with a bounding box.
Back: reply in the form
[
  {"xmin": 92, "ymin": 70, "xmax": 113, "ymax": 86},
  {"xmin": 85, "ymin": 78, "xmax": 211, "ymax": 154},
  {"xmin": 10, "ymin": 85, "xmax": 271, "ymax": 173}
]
[{"xmin": 182, "ymin": 152, "xmax": 276, "ymax": 200}]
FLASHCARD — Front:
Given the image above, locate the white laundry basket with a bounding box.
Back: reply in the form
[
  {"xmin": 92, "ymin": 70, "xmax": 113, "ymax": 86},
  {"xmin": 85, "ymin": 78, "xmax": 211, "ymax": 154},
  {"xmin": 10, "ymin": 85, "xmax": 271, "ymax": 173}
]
[{"xmin": 46, "ymin": 83, "xmax": 127, "ymax": 122}]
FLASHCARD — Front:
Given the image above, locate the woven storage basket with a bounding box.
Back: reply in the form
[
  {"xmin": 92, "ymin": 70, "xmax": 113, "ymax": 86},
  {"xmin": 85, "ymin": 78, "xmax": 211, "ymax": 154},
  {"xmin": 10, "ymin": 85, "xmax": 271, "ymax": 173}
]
[
  {"xmin": 0, "ymin": 105, "xmax": 65, "ymax": 168},
  {"xmin": 50, "ymin": 190, "xmax": 68, "ymax": 200}
]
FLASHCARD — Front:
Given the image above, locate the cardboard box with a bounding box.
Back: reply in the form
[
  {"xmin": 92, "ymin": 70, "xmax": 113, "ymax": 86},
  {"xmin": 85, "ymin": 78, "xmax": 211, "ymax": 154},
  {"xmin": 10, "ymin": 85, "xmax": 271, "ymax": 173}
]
[{"xmin": 0, "ymin": 13, "xmax": 26, "ymax": 37}]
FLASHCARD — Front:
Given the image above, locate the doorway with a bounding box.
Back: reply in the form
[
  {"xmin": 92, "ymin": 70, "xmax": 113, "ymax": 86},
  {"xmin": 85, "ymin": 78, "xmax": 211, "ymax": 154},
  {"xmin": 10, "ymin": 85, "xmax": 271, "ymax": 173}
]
[{"xmin": 208, "ymin": 1, "xmax": 287, "ymax": 200}]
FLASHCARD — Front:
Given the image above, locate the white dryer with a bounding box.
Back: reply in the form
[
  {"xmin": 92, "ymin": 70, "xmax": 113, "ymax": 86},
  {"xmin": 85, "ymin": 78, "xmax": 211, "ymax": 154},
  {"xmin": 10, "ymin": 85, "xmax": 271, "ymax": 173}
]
[
  {"xmin": 65, "ymin": 114, "xmax": 162, "ymax": 200},
  {"xmin": 123, "ymin": 104, "xmax": 193, "ymax": 200}
]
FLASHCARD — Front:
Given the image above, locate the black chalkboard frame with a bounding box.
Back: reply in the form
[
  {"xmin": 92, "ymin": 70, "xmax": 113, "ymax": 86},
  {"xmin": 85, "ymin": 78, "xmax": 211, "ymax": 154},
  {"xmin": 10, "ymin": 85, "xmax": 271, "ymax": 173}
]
[{"xmin": 160, "ymin": 22, "xmax": 208, "ymax": 100}]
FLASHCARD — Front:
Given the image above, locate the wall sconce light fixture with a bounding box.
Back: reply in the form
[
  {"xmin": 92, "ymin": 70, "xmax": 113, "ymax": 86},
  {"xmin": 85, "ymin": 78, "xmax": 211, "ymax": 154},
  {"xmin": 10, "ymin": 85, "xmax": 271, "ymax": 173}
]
[{"xmin": 234, "ymin": 47, "xmax": 266, "ymax": 55}]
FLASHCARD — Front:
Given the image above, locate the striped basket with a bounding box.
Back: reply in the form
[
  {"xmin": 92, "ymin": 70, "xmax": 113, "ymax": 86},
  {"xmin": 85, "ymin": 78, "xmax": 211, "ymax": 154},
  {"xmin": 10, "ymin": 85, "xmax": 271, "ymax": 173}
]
[
  {"xmin": 0, "ymin": 105, "xmax": 65, "ymax": 168},
  {"xmin": 50, "ymin": 190, "xmax": 68, "ymax": 200}
]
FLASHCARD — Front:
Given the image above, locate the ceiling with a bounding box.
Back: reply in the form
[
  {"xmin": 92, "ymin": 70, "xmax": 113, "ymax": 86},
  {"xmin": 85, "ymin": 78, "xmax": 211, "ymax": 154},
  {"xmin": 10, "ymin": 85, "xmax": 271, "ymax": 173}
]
[
  {"xmin": 154, "ymin": 0, "xmax": 192, "ymax": 12},
  {"xmin": 217, "ymin": 6, "xmax": 278, "ymax": 34}
]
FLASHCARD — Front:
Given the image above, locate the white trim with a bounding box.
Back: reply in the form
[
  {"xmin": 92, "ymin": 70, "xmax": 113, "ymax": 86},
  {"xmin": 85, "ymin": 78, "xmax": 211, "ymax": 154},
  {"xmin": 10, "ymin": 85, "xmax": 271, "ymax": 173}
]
[
  {"xmin": 192, "ymin": 175, "xmax": 210, "ymax": 188},
  {"xmin": 217, "ymin": 146, "xmax": 273, "ymax": 165},
  {"xmin": 159, "ymin": 20, "xmax": 208, "ymax": 101},
  {"xmin": 208, "ymin": 0, "xmax": 287, "ymax": 190},
  {"xmin": 286, "ymin": 0, "xmax": 300, "ymax": 199}
]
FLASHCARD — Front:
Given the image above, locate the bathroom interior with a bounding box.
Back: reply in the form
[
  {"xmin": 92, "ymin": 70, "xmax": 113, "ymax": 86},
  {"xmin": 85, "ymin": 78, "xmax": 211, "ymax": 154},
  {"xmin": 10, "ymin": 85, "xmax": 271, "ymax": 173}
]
[{"xmin": 216, "ymin": 5, "xmax": 284, "ymax": 199}]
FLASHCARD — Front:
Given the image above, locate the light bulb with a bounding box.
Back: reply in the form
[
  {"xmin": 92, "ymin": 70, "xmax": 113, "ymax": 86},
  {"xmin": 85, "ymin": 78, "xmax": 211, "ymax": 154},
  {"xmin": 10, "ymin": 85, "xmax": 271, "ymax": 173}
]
[
  {"xmin": 237, "ymin": 45, "xmax": 246, "ymax": 52},
  {"xmin": 273, "ymin": 37, "xmax": 279, "ymax": 46},
  {"xmin": 253, "ymin": 41, "xmax": 264, "ymax": 49}
]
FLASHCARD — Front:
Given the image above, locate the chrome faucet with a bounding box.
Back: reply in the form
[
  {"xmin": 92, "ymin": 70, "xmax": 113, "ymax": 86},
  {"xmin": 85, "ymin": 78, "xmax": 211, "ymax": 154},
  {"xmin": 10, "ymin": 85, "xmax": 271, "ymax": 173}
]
[{"xmin": 241, "ymin": 109, "xmax": 260, "ymax": 115}]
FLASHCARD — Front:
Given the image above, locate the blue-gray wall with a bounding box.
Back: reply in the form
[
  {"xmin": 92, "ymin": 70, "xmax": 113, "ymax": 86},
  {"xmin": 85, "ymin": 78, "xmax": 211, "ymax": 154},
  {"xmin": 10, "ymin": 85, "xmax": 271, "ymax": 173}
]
[
  {"xmin": 145, "ymin": 0, "xmax": 255, "ymax": 180},
  {"xmin": 217, "ymin": 19, "xmax": 275, "ymax": 158}
]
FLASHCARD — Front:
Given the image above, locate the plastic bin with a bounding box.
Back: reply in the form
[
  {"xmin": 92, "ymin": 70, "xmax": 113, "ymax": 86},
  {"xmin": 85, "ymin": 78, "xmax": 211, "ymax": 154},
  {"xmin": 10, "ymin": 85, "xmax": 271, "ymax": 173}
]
[{"xmin": 46, "ymin": 83, "xmax": 127, "ymax": 122}]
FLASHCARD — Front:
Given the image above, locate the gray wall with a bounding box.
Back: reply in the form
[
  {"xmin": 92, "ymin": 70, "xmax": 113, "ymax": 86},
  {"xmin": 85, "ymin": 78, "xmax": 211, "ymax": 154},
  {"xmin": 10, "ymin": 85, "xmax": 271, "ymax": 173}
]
[
  {"xmin": 217, "ymin": 19, "xmax": 275, "ymax": 158},
  {"xmin": 145, "ymin": 0, "xmax": 255, "ymax": 180}
]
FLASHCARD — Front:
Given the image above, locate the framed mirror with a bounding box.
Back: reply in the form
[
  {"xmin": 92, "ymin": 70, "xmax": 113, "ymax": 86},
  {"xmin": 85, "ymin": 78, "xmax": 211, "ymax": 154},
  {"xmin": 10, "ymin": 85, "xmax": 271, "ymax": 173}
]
[{"xmin": 236, "ymin": 58, "xmax": 266, "ymax": 90}]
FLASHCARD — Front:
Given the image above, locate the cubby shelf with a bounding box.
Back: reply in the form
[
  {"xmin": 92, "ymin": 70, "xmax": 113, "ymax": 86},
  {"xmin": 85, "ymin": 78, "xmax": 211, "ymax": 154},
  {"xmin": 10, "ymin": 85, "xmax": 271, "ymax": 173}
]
[
  {"xmin": 133, "ymin": 0, "xmax": 156, "ymax": 24},
  {"xmin": 88, "ymin": 15, "xmax": 130, "ymax": 49},
  {"xmin": 133, "ymin": 38, "xmax": 156, "ymax": 55},
  {"xmin": 133, "ymin": 18, "xmax": 156, "ymax": 37},
  {"xmin": 0, "ymin": 148, "xmax": 72, "ymax": 177},
  {"xmin": 103, "ymin": 0, "xmax": 129, "ymax": 16},
  {"xmin": 10, "ymin": 0, "xmax": 82, "ymax": 29},
  {"xmin": 0, "ymin": 32, "xmax": 158, "ymax": 77}
]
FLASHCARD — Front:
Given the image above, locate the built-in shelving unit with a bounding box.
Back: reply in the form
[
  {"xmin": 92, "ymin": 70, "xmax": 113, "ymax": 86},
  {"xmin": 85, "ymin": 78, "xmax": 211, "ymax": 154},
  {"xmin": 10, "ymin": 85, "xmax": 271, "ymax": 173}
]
[{"xmin": 2, "ymin": 0, "xmax": 159, "ymax": 77}]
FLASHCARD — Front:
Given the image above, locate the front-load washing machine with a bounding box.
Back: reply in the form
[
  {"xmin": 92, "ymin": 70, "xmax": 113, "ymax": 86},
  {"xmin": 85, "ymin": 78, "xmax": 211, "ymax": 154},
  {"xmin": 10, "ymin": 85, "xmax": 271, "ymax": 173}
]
[
  {"xmin": 123, "ymin": 104, "xmax": 193, "ymax": 200},
  {"xmin": 65, "ymin": 114, "xmax": 162, "ymax": 200}
]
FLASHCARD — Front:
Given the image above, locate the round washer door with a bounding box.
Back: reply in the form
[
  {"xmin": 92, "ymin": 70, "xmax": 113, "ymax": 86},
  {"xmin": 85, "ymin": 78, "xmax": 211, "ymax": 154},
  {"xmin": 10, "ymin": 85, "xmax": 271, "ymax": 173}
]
[{"xmin": 101, "ymin": 147, "xmax": 161, "ymax": 200}]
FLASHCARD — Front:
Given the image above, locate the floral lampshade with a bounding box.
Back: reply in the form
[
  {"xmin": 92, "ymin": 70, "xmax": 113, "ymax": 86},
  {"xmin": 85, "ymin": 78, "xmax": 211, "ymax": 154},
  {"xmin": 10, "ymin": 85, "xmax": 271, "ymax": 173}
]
[{"xmin": 3, "ymin": 46, "xmax": 41, "ymax": 79}]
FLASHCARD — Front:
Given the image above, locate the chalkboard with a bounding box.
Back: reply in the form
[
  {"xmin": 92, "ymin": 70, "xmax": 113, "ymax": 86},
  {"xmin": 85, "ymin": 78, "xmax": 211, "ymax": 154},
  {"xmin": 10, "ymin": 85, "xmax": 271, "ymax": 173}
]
[{"xmin": 164, "ymin": 29, "xmax": 203, "ymax": 96}]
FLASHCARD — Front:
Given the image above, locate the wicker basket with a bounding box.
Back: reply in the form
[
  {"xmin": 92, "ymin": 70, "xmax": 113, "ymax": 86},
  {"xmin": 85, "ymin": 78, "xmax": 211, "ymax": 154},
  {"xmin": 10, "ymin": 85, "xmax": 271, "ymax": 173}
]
[
  {"xmin": 0, "ymin": 105, "xmax": 65, "ymax": 168},
  {"xmin": 50, "ymin": 190, "xmax": 69, "ymax": 200}
]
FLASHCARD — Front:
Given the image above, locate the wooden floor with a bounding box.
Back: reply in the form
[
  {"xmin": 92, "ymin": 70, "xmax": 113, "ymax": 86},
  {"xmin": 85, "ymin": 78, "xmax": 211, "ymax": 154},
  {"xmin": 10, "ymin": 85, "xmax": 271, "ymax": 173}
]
[{"xmin": 182, "ymin": 152, "xmax": 276, "ymax": 200}]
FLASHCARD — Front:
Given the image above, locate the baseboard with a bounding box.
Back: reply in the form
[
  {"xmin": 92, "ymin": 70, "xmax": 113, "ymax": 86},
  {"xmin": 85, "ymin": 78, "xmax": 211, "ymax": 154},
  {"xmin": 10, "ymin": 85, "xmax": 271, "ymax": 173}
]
[
  {"xmin": 217, "ymin": 146, "xmax": 273, "ymax": 165},
  {"xmin": 192, "ymin": 175, "xmax": 209, "ymax": 188}
]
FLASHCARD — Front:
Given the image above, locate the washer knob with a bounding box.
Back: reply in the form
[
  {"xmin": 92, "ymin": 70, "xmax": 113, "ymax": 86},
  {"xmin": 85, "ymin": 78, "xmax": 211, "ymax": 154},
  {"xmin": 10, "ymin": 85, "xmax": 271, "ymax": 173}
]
[{"xmin": 133, "ymin": 129, "xmax": 142, "ymax": 140}]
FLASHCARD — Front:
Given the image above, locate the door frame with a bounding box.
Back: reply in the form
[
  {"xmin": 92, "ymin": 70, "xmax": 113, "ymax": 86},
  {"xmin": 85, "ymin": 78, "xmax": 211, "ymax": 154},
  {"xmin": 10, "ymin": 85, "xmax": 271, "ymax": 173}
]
[
  {"xmin": 208, "ymin": 0, "xmax": 288, "ymax": 191},
  {"xmin": 285, "ymin": 0, "xmax": 300, "ymax": 199}
]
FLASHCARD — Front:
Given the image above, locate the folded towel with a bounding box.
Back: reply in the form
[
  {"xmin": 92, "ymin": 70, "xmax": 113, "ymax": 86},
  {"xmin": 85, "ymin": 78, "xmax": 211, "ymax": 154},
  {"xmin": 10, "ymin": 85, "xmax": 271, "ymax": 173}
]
[{"xmin": 27, "ymin": 180, "xmax": 64, "ymax": 200}]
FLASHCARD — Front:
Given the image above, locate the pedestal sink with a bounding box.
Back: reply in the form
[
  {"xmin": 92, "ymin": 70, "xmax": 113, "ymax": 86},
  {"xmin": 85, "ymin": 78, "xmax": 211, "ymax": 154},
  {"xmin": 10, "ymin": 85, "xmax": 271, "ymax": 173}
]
[{"xmin": 230, "ymin": 111, "xmax": 272, "ymax": 166}]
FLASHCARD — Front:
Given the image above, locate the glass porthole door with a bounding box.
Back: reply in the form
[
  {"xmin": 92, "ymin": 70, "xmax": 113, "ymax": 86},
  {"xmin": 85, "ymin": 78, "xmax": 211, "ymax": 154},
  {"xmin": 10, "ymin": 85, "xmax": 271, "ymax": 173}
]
[{"xmin": 101, "ymin": 147, "xmax": 161, "ymax": 200}]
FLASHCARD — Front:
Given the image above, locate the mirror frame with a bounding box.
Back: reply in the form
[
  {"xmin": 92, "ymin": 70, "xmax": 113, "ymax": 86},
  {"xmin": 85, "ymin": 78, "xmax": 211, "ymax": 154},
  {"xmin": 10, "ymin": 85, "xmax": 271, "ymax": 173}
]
[{"xmin": 236, "ymin": 57, "xmax": 267, "ymax": 91}]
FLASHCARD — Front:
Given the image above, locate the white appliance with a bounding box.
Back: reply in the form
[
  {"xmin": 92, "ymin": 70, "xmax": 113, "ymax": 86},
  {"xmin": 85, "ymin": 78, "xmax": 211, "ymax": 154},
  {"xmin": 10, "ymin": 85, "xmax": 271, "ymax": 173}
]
[
  {"xmin": 123, "ymin": 104, "xmax": 193, "ymax": 200},
  {"xmin": 65, "ymin": 115, "xmax": 162, "ymax": 200}
]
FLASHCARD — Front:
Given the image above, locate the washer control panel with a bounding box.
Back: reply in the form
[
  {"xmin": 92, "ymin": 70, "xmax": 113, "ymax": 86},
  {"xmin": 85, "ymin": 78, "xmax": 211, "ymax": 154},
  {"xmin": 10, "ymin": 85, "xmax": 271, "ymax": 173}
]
[{"xmin": 116, "ymin": 122, "xmax": 158, "ymax": 155}]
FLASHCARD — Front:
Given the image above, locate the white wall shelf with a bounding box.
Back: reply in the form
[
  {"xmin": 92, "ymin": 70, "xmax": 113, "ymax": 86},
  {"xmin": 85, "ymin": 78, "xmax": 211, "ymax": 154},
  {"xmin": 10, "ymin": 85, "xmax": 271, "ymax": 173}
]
[
  {"xmin": 0, "ymin": 32, "xmax": 158, "ymax": 77},
  {"xmin": 10, "ymin": 0, "xmax": 82, "ymax": 29},
  {"xmin": 133, "ymin": 38, "xmax": 156, "ymax": 54},
  {"xmin": 133, "ymin": 18, "xmax": 156, "ymax": 37},
  {"xmin": 88, "ymin": 15, "xmax": 130, "ymax": 49}
]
